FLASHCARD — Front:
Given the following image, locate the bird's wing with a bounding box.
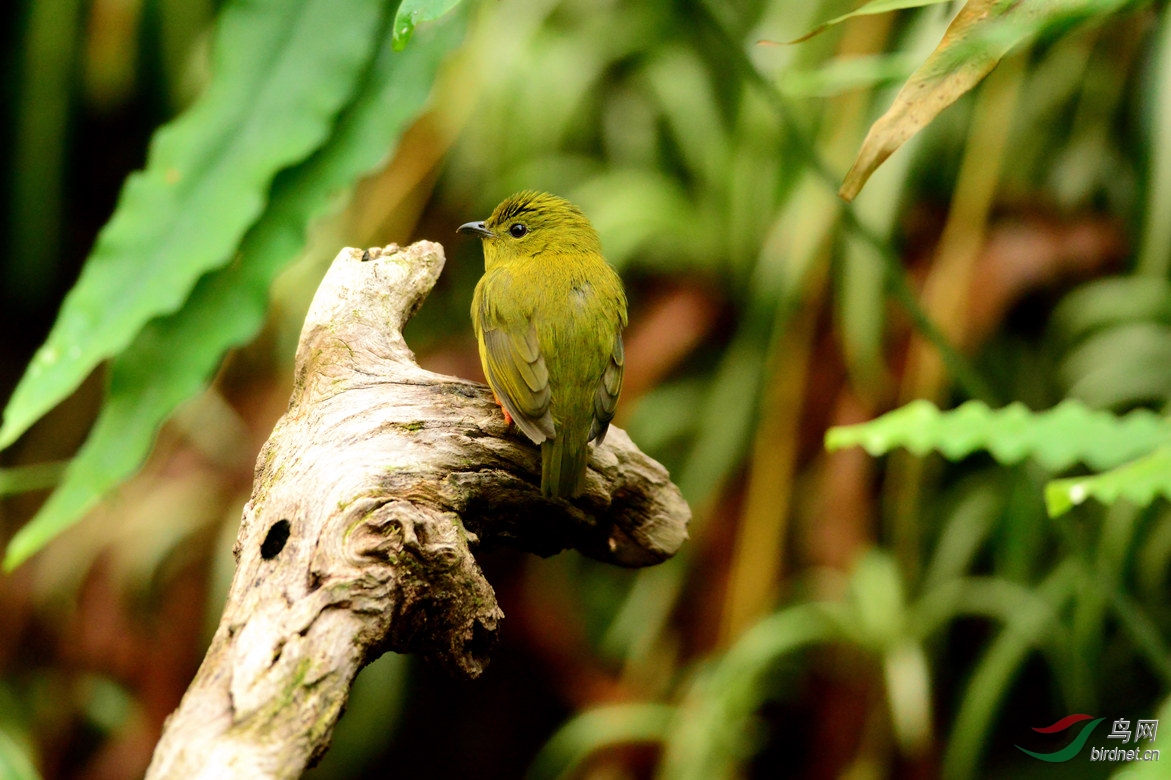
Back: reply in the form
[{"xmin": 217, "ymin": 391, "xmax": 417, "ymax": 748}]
[
  {"xmin": 589, "ymin": 331, "xmax": 624, "ymax": 445},
  {"xmin": 480, "ymin": 316, "xmax": 556, "ymax": 445}
]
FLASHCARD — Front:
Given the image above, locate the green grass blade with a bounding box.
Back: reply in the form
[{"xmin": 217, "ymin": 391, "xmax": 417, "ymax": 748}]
[
  {"xmin": 1105, "ymin": 581, "xmax": 1171, "ymax": 685},
  {"xmin": 884, "ymin": 641, "xmax": 933, "ymax": 755},
  {"xmin": 1137, "ymin": 7, "xmax": 1171, "ymax": 277},
  {"xmin": 526, "ymin": 704, "xmax": 674, "ymax": 780},
  {"xmin": 693, "ymin": 2, "xmax": 997, "ymax": 404},
  {"xmin": 0, "ymin": 727, "xmax": 40, "ymax": 780},
  {"xmin": 659, "ymin": 603, "xmax": 843, "ymax": 780},
  {"xmin": 785, "ymin": 0, "xmax": 951, "ymax": 45},
  {"xmin": 0, "ymin": 0, "xmax": 385, "ymax": 452},
  {"xmin": 826, "ymin": 399, "xmax": 1171, "ymax": 472},
  {"xmin": 676, "ymin": 334, "xmax": 767, "ymax": 506},
  {"xmin": 910, "ymin": 576, "xmax": 1070, "ymax": 640},
  {"xmin": 781, "ymin": 52, "xmax": 920, "ymax": 98},
  {"xmin": 1050, "ymin": 277, "xmax": 1171, "ymax": 343},
  {"xmin": 1045, "ymin": 446, "xmax": 1171, "ymax": 518},
  {"xmin": 0, "ymin": 462, "xmax": 66, "ymax": 497},
  {"xmin": 1061, "ymin": 322, "xmax": 1171, "ymax": 409},
  {"xmin": 942, "ymin": 562, "xmax": 1078, "ymax": 780},
  {"xmin": 3, "ymin": 12, "xmax": 467, "ymax": 570},
  {"xmin": 9, "ymin": 0, "xmax": 82, "ymax": 309}
]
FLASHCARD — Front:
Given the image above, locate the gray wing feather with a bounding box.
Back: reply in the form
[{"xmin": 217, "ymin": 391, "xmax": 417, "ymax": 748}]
[
  {"xmin": 482, "ymin": 326, "xmax": 556, "ymax": 444},
  {"xmin": 589, "ymin": 333, "xmax": 624, "ymax": 444}
]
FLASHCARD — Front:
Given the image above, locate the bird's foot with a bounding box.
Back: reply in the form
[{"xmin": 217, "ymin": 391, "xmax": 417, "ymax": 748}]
[{"xmin": 492, "ymin": 392, "xmax": 514, "ymax": 426}]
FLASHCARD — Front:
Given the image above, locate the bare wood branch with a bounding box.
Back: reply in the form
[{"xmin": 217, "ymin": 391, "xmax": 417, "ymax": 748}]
[{"xmin": 145, "ymin": 242, "xmax": 691, "ymax": 780}]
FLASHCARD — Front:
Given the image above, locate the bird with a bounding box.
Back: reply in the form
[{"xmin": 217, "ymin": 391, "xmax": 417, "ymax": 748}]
[{"xmin": 458, "ymin": 191, "xmax": 627, "ymax": 498}]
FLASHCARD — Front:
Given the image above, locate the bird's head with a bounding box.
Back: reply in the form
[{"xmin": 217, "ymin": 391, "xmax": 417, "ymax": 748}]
[{"xmin": 458, "ymin": 191, "xmax": 602, "ymax": 268}]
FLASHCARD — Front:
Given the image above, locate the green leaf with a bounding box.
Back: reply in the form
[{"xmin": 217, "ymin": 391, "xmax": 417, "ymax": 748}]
[
  {"xmin": 841, "ymin": 0, "xmax": 1137, "ymax": 200},
  {"xmin": 1045, "ymin": 447, "xmax": 1171, "ymax": 517},
  {"xmin": 659, "ymin": 604, "xmax": 843, "ymax": 780},
  {"xmin": 883, "ymin": 641, "xmax": 933, "ymax": 755},
  {"xmin": 0, "ymin": 0, "xmax": 385, "ymax": 452},
  {"xmin": 847, "ymin": 551, "xmax": 906, "ymax": 650},
  {"xmin": 0, "ymin": 727, "xmax": 40, "ymax": 780},
  {"xmin": 1061, "ymin": 322, "xmax": 1171, "ymax": 409},
  {"xmin": 783, "ymin": 0, "xmax": 951, "ymax": 45},
  {"xmin": 392, "ymin": 0, "xmax": 462, "ymax": 50},
  {"xmin": 942, "ymin": 562, "xmax": 1078, "ymax": 779},
  {"xmin": 676, "ymin": 334, "xmax": 767, "ymax": 505},
  {"xmin": 826, "ymin": 399, "xmax": 1171, "ymax": 472},
  {"xmin": 2, "ymin": 10, "xmax": 468, "ymax": 570},
  {"xmin": 1136, "ymin": 8, "xmax": 1171, "ymax": 277},
  {"xmin": 1049, "ymin": 277, "xmax": 1171, "ymax": 344},
  {"xmin": 526, "ymin": 704, "xmax": 675, "ymax": 780},
  {"xmin": 9, "ymin": 0, "xmax": 82, "ymax": 309},
  {"xmin": 780, "ymin": 53, "xmax": 921, "ymax": 98},
  {"xmin": 0, "ymin": 462, "xmax": 65, "ymax": 497}
]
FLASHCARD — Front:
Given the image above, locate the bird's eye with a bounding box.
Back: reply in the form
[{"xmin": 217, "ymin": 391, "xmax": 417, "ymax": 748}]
[{"xmin": 509, "ymin": 223, "xmax": 528, "ymax": 238}]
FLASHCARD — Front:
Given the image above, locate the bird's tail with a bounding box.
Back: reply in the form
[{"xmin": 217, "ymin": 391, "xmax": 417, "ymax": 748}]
[{"xmin": 541, "ymin": 427, "xmax": 590, "ymax": 498}]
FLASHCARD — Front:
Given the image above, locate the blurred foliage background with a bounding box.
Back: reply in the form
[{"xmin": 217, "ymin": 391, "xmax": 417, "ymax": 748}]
[{"xmin": 3, "ymin": 0, "xmax": 1171, "ymax": 778}]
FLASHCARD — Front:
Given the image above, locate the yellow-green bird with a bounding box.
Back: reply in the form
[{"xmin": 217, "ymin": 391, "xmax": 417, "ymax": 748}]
[{"xmin": 458, "ymin": 191, "xmax": 627, "ymax": 498}]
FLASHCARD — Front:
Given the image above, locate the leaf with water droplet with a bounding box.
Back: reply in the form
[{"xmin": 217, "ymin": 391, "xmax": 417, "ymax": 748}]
[
  {"xmin": 1045, "ymin": 447, "xmax": 1171, "ymax": 517},
  {"xmin": 392, "ymin": 0, "xmax": 462, "ymax": 50}
]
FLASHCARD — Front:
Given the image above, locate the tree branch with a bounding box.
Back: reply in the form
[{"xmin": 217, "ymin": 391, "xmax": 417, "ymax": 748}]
[{"xmin": 145, "ymin": 242, "xmax": 691, "ymax": 779}]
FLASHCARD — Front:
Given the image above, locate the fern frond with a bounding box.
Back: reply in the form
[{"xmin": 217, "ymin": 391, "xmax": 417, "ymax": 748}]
[
  {"xmin": 1045, "ymin": 447, "xmax": 1171, "ymax": 517},
  {"xmin": 826, "ymin": 399, "xmax": 1171, "ymax": 472}
]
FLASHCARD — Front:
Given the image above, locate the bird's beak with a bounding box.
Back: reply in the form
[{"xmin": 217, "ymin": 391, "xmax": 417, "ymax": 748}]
[{"xmin": 457, "ymin": 220, "xmax": 493, "ymax": 238}]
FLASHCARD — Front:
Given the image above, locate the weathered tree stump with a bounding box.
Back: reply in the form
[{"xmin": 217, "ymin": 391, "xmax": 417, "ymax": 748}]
[{"xmin": 145, "ymin": 242, "xmax": 690, "ymax": 779}]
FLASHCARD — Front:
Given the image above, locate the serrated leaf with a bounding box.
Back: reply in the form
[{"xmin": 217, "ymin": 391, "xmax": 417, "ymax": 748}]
[
  {"xmin": 392, "ymin": 0, "xmax": 462, "ymax": 50},
  {"xmin": 826, "ymin": 399, "xmax": 1171, "ymax": 472},
  {"xmin": 0, "ymin": 0, "xmax": 384, "ymax": 452},
  {"xmin": 840, "ymin": 0, "xmax": 1134, "ymax": 201},
  {"xmin": 2, "ymin": 11, "xmax": 467, "ymax": 570},
  {"xmin": 1045, "ymin": 447, "xmax": 1171, "ymax": 517}
]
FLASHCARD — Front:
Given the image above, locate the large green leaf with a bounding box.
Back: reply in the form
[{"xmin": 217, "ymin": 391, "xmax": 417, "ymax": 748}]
[
  {"xmin": 0, "ymin": 0, "xmax": 384, "ymax": 451},
  {"xmin": 826, "ymin": 399, "xmax": 1171, "ymax": 472},
  {"xmin": 3, "ymin": 11, "xmax": 467, "ymax": 570}
]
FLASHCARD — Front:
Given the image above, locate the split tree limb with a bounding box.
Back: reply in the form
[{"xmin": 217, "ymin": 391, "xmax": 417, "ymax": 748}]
[{"xmin": 145, "ymin": 242, "xmax": 691, "ymax": 780}]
